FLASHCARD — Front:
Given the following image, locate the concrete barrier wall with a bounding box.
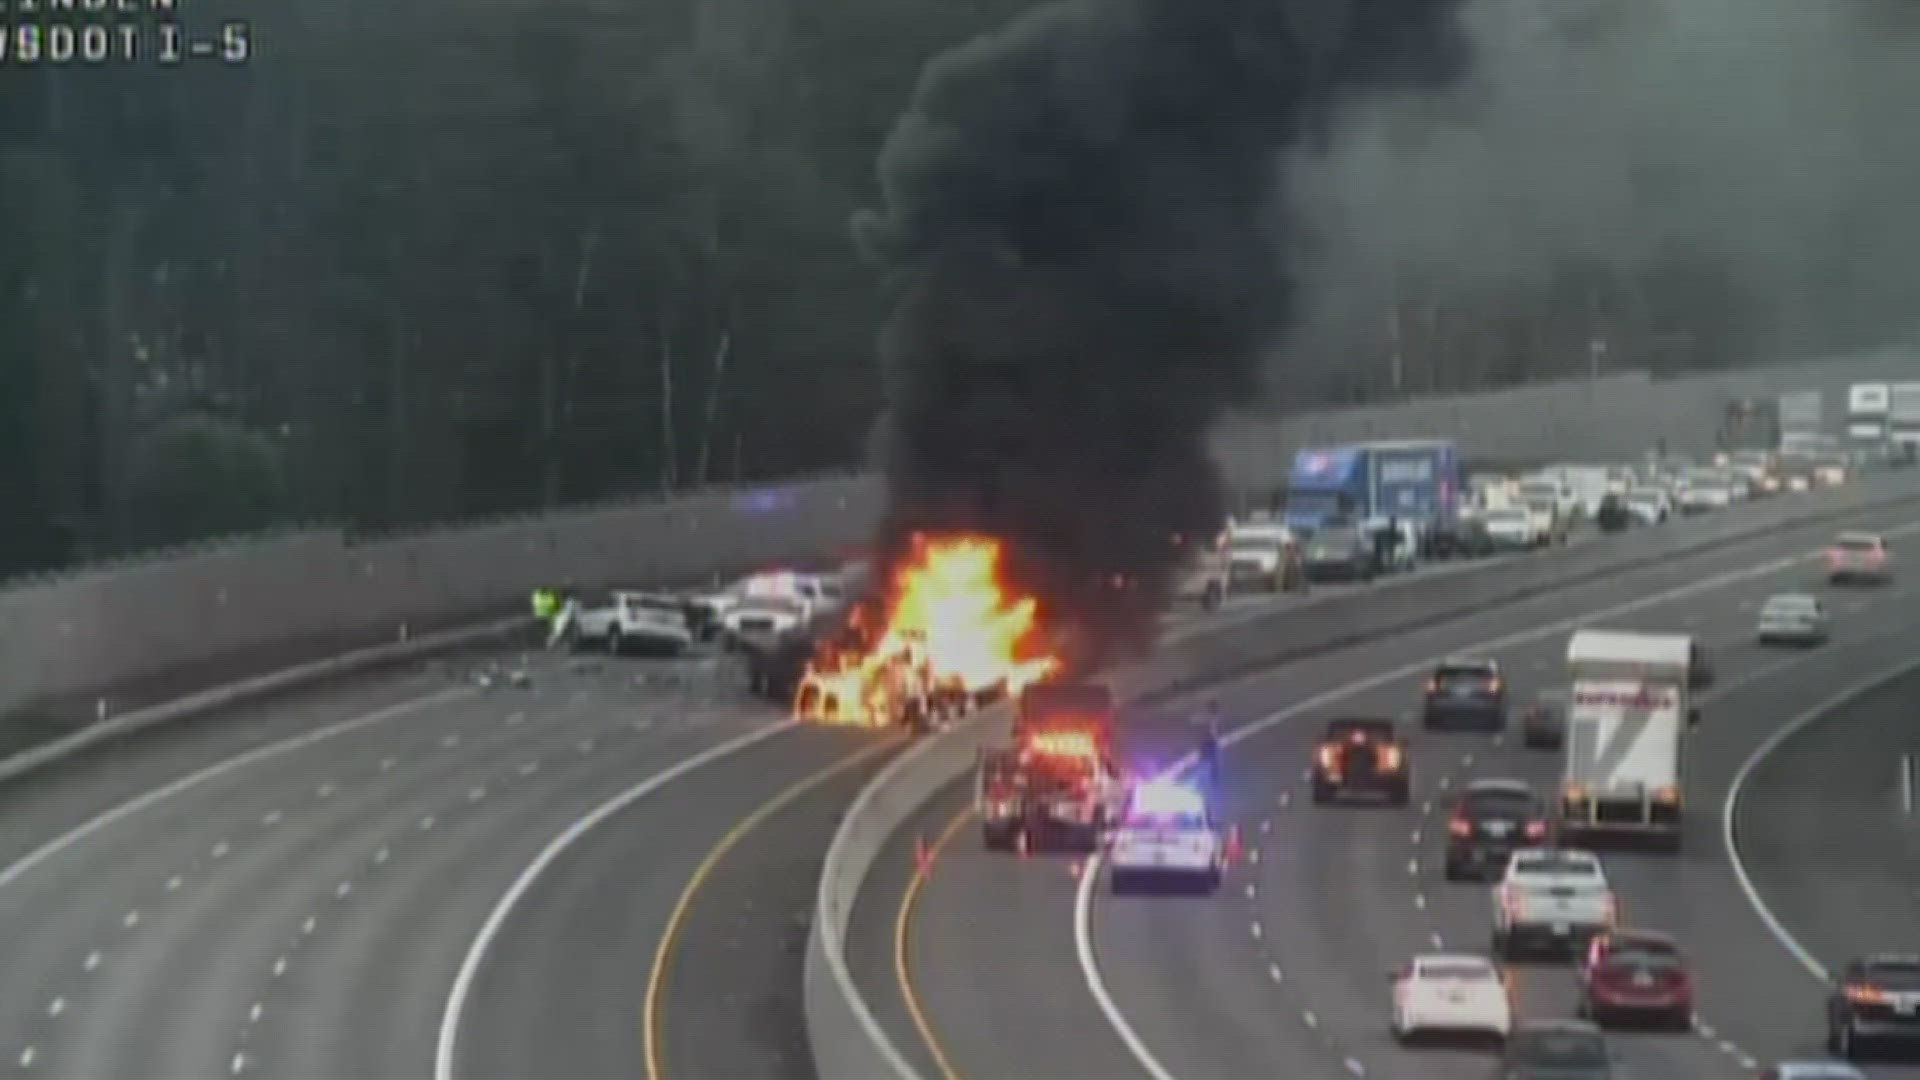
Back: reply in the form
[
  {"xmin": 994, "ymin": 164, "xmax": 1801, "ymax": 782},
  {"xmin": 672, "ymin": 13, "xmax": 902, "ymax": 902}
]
[
  {"xmin": 6, "ymin": 352, "xmax": 1911, "ymax": 720},
  {"xmin": 802, "ymin": 466, "xmax": 1920, "ymax": 1080}
]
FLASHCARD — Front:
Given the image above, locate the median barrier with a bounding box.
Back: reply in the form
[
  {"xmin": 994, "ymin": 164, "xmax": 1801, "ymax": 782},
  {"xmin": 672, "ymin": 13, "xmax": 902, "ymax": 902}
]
[
  {"xmin": 0, "ymin": 616, "xmax": 530, "ymax": 785},
  {"xmin": 805, "ymin": 466, "xmax": 1920, "ymax": 1080},
  {"xmin": 8, "ymin": 349, "xmax": 1914, "ymax": 736}
]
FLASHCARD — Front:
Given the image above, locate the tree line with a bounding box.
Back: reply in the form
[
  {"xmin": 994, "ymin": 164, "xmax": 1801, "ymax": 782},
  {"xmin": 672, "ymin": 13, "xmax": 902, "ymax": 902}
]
[{"xmin": 0, "ymin": 0, "xmax": 1832, "ymax": 580}]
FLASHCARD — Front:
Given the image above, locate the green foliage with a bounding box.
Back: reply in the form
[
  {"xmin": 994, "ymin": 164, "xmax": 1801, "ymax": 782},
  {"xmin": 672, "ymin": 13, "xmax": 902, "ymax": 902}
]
[{"xmin": 123, "ymin": 415, "xmax": 289, "ymax": 550}]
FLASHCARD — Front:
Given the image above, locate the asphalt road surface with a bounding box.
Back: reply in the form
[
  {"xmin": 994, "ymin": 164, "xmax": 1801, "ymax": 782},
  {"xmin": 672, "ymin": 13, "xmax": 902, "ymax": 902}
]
[{"xmin": 877, "ymin": 502, "xmax": 1920, "ymax": 1080}]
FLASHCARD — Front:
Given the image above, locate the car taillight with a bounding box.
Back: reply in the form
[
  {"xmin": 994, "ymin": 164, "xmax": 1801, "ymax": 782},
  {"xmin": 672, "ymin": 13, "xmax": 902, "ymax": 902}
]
[
  {"xmin": 1317, "ymin": 745, "xmax": 1340, "ymax": 770},
  {"xmin": 1652, "ymin": 785, "xmax": 1680, "ymax": 805},
  {"xmin": 1377, "ymin": 745, "xmax": 1402, "ymax": 771},
  {"xmin": 1426, "ymin": 677, "xmax": 1440, "ymax": 694},
  {"xmin": 1488, "ymin": 677, "xmax": 1503, "ymax": 694},
  {"xmin": 1448, "ymin": 817, "xmax": 1472, "ymax": 838},
  {"xmin": 1846, "ymin": 984, "xmax": 1890, "ymax": 1006},
  {"xmin": 1524, "ymin": 820, "xmax": 1547, "ymax": 840}
]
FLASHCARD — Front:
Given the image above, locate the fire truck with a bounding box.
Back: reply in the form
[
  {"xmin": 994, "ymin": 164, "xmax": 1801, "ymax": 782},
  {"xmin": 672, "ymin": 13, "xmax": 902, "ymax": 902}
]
[{"xmin": 977, "ymin": 681, "xmax": 1128, "ymax": 850}]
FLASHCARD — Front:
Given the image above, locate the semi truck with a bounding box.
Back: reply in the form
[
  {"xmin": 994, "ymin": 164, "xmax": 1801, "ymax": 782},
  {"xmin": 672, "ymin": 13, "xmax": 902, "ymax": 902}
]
[
  {"xmin": 1890, "ymin": 382, "xmax": 1920, "ymax": 450},
  {"xmin": 976, "ymin": 680, "xmax": 1128, "ymax": 850},
  {"xmin": 1558, "ymin": 630, "xmax": 1701, "ymax": 853},
  {"xmin": 1848, "ymin": 382, "xmax": 1891, "ymax": 442},
  {"xmin": 1283, "ymin": 440, "xmax": 1462, "ymax": 552}
]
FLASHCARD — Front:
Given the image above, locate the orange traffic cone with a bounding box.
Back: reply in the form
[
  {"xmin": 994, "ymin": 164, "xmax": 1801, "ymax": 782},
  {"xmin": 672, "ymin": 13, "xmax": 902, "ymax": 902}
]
[
  {"xmin": 1016, "ymin": 829, "xmax": 1030, "ymax": 859},
  {"xmin": 914, "ymin": 834, "xmax": 931, "ymax": 876},
  {"xmin": 1225, "ymin": 825, "xmax": 1244, "ymax": 866}
]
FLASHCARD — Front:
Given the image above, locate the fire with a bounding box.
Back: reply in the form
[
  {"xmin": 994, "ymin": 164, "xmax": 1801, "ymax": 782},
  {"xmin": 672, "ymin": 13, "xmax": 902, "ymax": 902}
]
[{"xmin": 796, "ymin": 533, "xmax": 1059, "ymax": 726}]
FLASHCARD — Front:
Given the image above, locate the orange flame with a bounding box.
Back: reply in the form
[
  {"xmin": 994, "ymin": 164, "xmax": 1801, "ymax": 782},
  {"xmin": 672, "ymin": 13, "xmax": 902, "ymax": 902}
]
[{"xmin": 796, "ymin": 533, "xmax": 1059, "ymax": 726}]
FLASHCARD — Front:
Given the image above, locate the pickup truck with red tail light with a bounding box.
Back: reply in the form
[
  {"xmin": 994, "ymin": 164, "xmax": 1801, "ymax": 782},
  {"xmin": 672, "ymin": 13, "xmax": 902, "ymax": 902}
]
[
  {"xmin": 1310, "ymin": 717, "xmax": 1410, "ymax": 805},
  {"xmin": 1489, "ymin": 848, "xmax": 1617, "ymax": 960}
]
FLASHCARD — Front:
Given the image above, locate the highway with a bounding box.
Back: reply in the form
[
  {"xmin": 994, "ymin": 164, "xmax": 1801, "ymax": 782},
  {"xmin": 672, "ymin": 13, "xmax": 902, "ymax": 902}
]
[
  {"xmin": 1725, "ymin": 658, "xmax": 1920, "ymax": 1076},
  {"xmin": 0, "ymin": 562, "xmax": 1329, "ymax": 1079},
  {"xmin": 1, "ymin": 498, "xmax": 1911, "ymax": 1080},
  {"xmin": 877, "ymin": 502, "xmax": 1920, "ymax": 1079}
]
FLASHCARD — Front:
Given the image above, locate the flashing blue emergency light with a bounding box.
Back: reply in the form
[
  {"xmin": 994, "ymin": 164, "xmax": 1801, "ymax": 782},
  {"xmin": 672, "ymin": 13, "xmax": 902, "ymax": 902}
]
[{"xmin": 1132, "ymin": 778, "xmax": 1206, "ymax": 818}]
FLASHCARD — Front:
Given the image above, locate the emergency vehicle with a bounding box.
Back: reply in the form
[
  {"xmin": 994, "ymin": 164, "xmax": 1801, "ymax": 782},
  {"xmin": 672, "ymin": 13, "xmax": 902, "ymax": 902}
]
[
  {"xmin": 975, "ymin": 726, "xmax": 1127, "ymax": 851},
  {"xmin": 1108, "ymin": 779, "xmax": 1224, "ymax": 894}
]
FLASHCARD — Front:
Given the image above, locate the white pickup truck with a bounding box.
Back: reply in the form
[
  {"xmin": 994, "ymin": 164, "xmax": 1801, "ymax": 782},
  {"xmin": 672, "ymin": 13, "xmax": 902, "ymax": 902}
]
[{"xmin": 1490, "ymin": 848, "xmax": 1617, "ymax": 959}]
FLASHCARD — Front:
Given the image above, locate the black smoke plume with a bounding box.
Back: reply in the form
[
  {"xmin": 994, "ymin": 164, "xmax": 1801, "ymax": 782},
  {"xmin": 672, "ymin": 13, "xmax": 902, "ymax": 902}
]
[{"xmin": 854, "ymin": 0, "xmax": 1471, "ymax": 667}]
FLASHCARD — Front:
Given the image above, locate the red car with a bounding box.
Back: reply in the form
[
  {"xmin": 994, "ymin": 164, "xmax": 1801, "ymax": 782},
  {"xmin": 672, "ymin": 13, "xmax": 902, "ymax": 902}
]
[{"xmin": 1576, "ymin": 930, "xmax": 1693, "ymax": 1029}]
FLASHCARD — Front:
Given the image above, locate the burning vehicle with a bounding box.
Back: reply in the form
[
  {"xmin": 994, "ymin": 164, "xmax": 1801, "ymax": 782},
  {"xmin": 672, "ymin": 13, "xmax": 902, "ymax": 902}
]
[{"xmin": 793, "ymin": 533, "xmax": 1059, "ymax": 728}]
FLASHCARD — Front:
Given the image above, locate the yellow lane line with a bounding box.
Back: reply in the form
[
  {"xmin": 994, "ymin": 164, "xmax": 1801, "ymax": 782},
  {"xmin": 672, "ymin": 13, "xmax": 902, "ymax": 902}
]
[
  {"xmin": 644, "ymin": 734, "xmax": 903, "ymax": 1080},
  {"xmin": 895, "ymin": 804, "xmax": 973, "ymax": 1080}
]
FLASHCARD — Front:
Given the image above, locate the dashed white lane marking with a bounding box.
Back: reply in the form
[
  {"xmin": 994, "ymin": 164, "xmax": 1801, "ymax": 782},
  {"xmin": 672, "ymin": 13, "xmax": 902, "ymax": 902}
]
[
  {"xmin": 1414, "ymin": 893, "xmax": 1427, "ymax": 910},
  {"xmin": 1267, "ymin": 964, "xmax": 1283, "ymax": 984},
  {"xmin": 467, "ymin": 787, "xmax": 486, "ymax": 803},
  {"xmin": 271, "ymin": 956, "xmax": 287, "ymax": 978},
  {"xmin": 1259, "ymin": 819, "xmax": 1272, "ymax": 834},
  {"xmin": 335, "ymin": 880, "xmax": 352, "ymax": 899},
  {"xmin": 123, "ymin": 910, "xmax": 140, "ymax": 928},
  {"xmin": 301, "ymin": 916, "xmax": 316, "ymax": 936},
  {"xmin": 316, "ymin": 782, "xmax": 336, "ymax": 799},
  {"xmin": 380, "ymin": 757, "xmax": 398, "ymax": 772},
  {"xmin": 1718, "ymin": 1039, "xmax": 1741, "ymax": 1057},
  {"xmin": 1303, "ymin": 1010, "xmax": 1319, "ymax": 1029},
  {"xmin": 1248, "ymin": 848, "xmax": 1261, "ymax": 865},
  {"xmin": 631, "ymin": 719, "xmax": 652, "ymax": 732},
  {"xmin": 45, "ymin": 999, "xmax": 62, "ymax": 1019},
  {"xmin": 442, "ymin": 734, "xmax": 460, "ymax": 749},
  {"xmin": 1492, "ymin": 733, "xmax": 1504, "ymax": 747},
  {"xmin": 1437, "ymin": 776, "xmax": 1451, "ymax": 790},
  {"xmin": 1429, "ymin": 932, "xmax": 1445, "ymax": 948},
  {"xmin": 1277, "ymin": 791, "xmax": 1292, "ymax": 808},
  {"xmin": 248, "ymin": 1002, "xmax": 263, "ymax": 1024},
  {"xmin": 1244, "ymin": 883, "xmax": 1256, "ymax": 899},
  {"xmin": 1695, "ymin": 1021, "xmax": 1716, "ymax": 1039},
  {"xmin": 1411, "ymin": 829, "xmax": 1422, "ymax": 845},
  {"xmin": 374, "ymin": 847, "xmax": 389, "ymax": 866},
  {"xmin": 261, "ymin": 810, "xmax": 282, "ymax": 827},
  {"xmin": 1344, "ymin": 1057, "xmax": 1366, "ymax": 1076},
  {"xmin": 577, "ymin": 738, "xmax": 595, "ymax": 754},
  {"xmin": 166, "ymin": 875, "xmax": 182, "ymax": 892},
  {"xmin": 420, "ymin": 816, "xmax": 435, "ymax": 831},
  {"xmin": 211, "ymin": 840, "xmax": 230, "ymax": 860},
  {"xmin": 1250, "ymin": 921, "xmax": 1263, "ymax": 940},
  {"xmin": 18, "ymin": 1045, "xmax": 35, "ymax": 1068},
  {"xmin": 1422, "ymin": 800, "xmax": 1434, "ymax": 815},
  {"xmin": 1405, "ymin": 859, "xmax": 1418, "ymax": 876},
  {"xmin": 83, "ymin": 951, "xmax": 100, "ymax": 973},
  {"xmin": 506, "ymin": 713, "xmax": 525, "ymax": 727},
  {"xmin": 520, "ymin": 761, "xmax": 539, "ymax": 777},
  {"xmin": 230, "ymin": 1050, "xmax": 247, "ymax": 1074}
]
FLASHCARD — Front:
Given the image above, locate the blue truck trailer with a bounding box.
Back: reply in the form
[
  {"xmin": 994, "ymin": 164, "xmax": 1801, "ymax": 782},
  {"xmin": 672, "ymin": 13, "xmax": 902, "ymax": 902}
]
[{"xmin": 1283, "ymin": 440, "xmax": 1462, "ymax": 548}]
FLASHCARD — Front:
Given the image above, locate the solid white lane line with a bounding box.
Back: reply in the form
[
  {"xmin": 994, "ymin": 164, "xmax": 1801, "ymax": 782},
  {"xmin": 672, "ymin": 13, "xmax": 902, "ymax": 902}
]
[
  {"xmin": 1075, "ymin": 532, "xmax": 1886, "ymax": 1080},
  {"xmin": 82, "ymin": 951, "xmax": 100, "ymax": 973},
  {"xmin": 1723, "ymin": 652, "xmax": 1920, "ymax": 984},
  {"xmin": 434, "ymin": 719, "xmax": 798, "ymax": 1080}
]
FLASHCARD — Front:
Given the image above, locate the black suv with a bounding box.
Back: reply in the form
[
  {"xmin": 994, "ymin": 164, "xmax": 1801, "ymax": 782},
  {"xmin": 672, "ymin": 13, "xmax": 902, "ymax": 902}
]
[
  {"xmin": 1828, "ymin": 952, "xmax": 1920, "ymax": 1059},
  {"xmin": 1310, "ymin": 718, "xmax": 1410, "ymax": 805},
  {"xmin": 1444, "ymin": 778, "xmax": 1551, "ymax": 880},
  {"xmin": 1421, "ymin": 658, "xmax": 1507, "ymax": 732}
]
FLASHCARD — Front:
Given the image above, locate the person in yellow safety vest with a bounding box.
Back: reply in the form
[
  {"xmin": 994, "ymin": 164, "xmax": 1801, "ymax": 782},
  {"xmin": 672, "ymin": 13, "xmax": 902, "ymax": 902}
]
[{"xmin": 531, "ymin": 587, "xmax": 560, "ymax": 646}]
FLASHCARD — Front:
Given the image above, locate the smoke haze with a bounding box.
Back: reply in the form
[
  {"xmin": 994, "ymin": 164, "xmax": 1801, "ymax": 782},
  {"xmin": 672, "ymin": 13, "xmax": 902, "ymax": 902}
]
[
  {"xmin": 854, "ymin": 0, "xmax": 1470, "ymax": 665},
  {"xmin": 1283, "ymin": 0, "xmax": 1920, "ymax": 376}
]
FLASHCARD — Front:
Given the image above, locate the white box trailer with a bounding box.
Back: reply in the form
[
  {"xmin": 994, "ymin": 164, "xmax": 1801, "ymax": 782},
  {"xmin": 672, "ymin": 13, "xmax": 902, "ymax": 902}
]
[{"xmin": 1560, "ymin": 630, "xmax": 1700, "ymax": 851}]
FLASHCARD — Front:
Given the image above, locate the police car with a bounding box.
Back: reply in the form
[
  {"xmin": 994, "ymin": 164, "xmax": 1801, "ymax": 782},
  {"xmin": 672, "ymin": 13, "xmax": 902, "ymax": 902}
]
[{"xmin": 1108, "ymin": 780, "xmax": 1224, "ymax": 895}]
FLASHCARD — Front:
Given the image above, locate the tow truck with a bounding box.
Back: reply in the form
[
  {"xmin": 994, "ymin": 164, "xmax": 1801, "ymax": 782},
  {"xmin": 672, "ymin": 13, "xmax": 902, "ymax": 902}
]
[
  {"xmin": 974, "ymin": 727, "xmax": 1127, "ymax": 851},
  {"xmin": 1310, "ymin": 718, "xmax": 1411, "ymax": 805}
]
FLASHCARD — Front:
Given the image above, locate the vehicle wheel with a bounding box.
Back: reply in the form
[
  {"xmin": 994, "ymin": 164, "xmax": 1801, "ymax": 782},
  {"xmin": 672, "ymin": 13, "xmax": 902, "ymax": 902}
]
[
  {"xmin": 1839, "ymin": 1021, "xmax": 1860, "ymax": 1060},
  {"xmin": 1110, "ymin": 870, "xmax": 1133, "ymax": 896},
  {"xmin": 1443, "ymin": 856, "xmax": 1464, "ymax": 881},
  {"xmin": 1202, "ymin": 583, "xmax": 1223, "ymax": 611},
  {"xmin": 1311, "ymin": 780, "xmax": 1333, "ymax": 805},
  {"xmin": 606, "ymin": 629, "xmax": 623, "ymax": 656},
  {"xmin": 1670, "ymin": 1008, "xmax": 1693, "ymax": 1032},
  {"xmin": 1491, "ymin": 929, "xmax": 1512, "ymax": 960},
  {"xmin": 1203, "ymin": 868, "xmax": 1222, "ymax": 894},
  {"xmin": 1574, "ymin": 995, "xmax": 1590, "ymax": 1020},
  {"xmin": 1389, "ymin": 780, "xmax": 1411, "ymax": 807},
  {"xmin": 1826, "ymin": 1024, "xmax": 1841, "ymax": 1054},
  {"xmin": 983, "ymin": 824, "xmax": 1011, "ymax": 851},
  {"xmin": 1264, "ymin": 575, "xmax": 1280, "ymax": 594}
]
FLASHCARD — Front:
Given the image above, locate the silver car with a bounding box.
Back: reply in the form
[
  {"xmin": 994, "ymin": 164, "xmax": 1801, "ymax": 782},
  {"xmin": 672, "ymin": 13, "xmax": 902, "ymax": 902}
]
[{"xmin": 1756, "ymin": 593, "xmax": 1828, "ymax": 647}]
